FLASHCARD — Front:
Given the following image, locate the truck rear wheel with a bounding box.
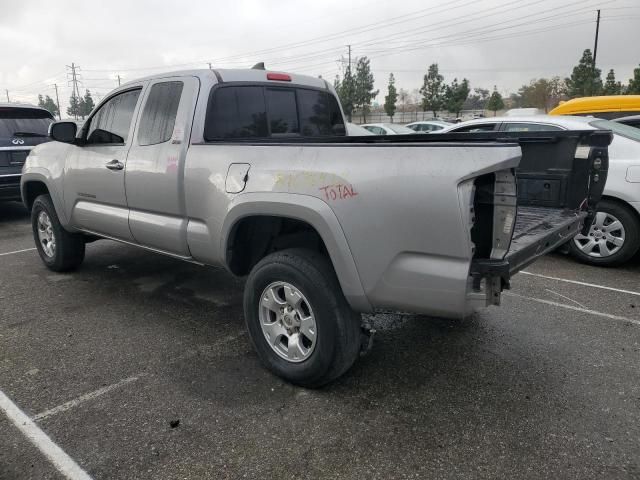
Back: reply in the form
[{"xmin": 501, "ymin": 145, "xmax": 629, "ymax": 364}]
[
  {"xmin": 243, "ymin": 248, "xmax": 362, "ymax": 388},
  {"xmin": 569, "ymin": 199, "xmax": 640, "ymax": 267},
  {"xmin": 31, "ymin": 194, "xmax": 85, "ymax": 272}
]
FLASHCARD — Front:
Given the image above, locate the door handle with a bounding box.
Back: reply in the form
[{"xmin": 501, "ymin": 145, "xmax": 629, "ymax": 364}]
[{"xmin": 105, "ymin": 159, "xmax": 124, "ymax": 171}]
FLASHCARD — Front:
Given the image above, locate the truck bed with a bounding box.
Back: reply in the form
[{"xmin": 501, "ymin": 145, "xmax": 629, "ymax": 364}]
[{"xmin": 506, "ymin": 206, "xmax": 586, "ymax": 274}]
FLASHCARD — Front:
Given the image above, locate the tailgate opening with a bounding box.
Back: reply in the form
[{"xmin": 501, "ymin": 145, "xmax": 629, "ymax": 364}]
[{"xmin": 468, "ymin": 130, "xmax": 611, "ymax": 307}]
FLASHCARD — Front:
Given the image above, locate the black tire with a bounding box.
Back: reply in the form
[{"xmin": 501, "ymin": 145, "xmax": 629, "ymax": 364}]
[
  {"xmin": 31, "ymin": 194, "xmax": 85, "ymax": 272},
  {"xmin": 569, "ymin": 199, "xmax": 640, "ymax": 267},
  {"xmin": 243, "ymin": 248, "xmax": 362, "ymax": 388}
]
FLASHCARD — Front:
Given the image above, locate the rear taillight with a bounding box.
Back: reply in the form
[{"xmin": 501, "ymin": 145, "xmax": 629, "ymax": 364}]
[{"xmin": 267, "ymin": 72, "xmax": 292, "ymax": 82}]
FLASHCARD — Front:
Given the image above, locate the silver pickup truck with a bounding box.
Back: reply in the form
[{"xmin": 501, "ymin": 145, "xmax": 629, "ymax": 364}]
[{"xmin": 21, "ymin": 68, "xmax": 610, "ymax": 386}]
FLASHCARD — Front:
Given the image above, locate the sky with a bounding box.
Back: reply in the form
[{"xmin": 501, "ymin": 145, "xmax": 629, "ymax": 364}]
[{"xmin": 1, "ymin": 0, "xmax": 639, "ymax": 112}]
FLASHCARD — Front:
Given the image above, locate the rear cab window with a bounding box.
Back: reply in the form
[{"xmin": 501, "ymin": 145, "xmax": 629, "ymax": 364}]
[{"xmin": 204, "ymin": 84, "xmax": 345, "ymax": 140}]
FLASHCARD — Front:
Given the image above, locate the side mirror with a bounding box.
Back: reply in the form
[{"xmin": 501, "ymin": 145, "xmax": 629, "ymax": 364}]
[{"xmin": 49, "ymin": 121, "xmax": 77, "ymax": 144}]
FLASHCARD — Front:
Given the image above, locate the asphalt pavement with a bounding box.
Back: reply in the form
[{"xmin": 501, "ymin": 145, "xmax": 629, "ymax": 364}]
[{"xmin": 1, "ymin": 201, "xmax": 639, "ymax": 480}]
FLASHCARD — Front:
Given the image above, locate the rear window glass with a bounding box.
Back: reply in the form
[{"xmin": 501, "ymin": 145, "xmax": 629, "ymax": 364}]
[
  {"xmin": 204, "ymin": 85, "xmax": 345, "ymax": 140},
  {"xmin": 266, "ymin": 88, "xmax": 299, "ymax": 135},
  {"xmin": 205, "ymin": 86, "xmax": 268, "ymax": 139},
  {"xmin": 298, "ymin": 89, "xmax": 344, "ymax": 136},
  {"xmin": 0, "ymin": 108, "xmax": 54, "ymax": 138},
  {"xmin": 138, "ymin": 81, "xmax": 184, "ymax": 146}
]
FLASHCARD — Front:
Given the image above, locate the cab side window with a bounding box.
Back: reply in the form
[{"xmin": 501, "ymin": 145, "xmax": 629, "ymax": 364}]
[
  {"xmin": 138, "ymin": 81, "xmax": 184, "ymax": 146},
  {"xmin": 453, "ymin": 123, "xmax": 497, "ymax": 132},
  {"xmin": 504, "ymin": 123, "xmax": 562, "ymax": 132},
  {"xmin": 86, "ymin": 89, "xmax": 141, "ymax": 145}
]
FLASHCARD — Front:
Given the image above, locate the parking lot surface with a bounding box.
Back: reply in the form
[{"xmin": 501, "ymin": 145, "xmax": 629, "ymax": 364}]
[{"xmin": 1, "ymin": 201, "xmax": 639, "ymax": 480}]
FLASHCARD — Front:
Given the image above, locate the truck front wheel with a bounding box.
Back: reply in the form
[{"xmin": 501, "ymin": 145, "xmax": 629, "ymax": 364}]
[
  {"xmin": 243, "ymin": 248, "xmax": 362, "ymax": 388},
  {"xmin": 31, "ymin": 194, "xmax": 85, "ymax": 272}
]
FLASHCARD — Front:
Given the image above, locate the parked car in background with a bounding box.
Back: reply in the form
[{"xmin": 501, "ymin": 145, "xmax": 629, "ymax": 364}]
[
  {"xmin": 549, "ymin": 95, "xmax": 640, "ymax": 119},
  {"xmin": 405, "ymin": 120, "xmax": 452, "ymax": 133},
  {"xmin": 440, "ymin": 116, "xmax": 640, "ymax": 267},
  {"xmin": 614, "ymin": 115, "xmax": 640, "ymax": 130},
  {"xmin": 360, "ymin": 123, "xmax": 416, "ymax": 135},
  {"xmin": 346, "ymin": 122, "xmax": 374, "ymax": 136},
  {"xmin": 0, "ymin": 103, "xmax": 54, "ymax": 202}
]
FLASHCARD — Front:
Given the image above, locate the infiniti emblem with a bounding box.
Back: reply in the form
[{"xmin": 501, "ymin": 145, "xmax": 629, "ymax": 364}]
[{"xmin": 11, "ymin": 138, "xmax": 25, "ymax": 145}]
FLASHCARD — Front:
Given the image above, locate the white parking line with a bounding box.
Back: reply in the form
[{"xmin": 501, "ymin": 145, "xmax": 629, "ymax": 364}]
[
  {"xmin": 0, "ymin": 247, "xmax": 37, "ymax": 257},
  {"xmin": 0, "ymin": 389, "xmax": 93, "ymax": 480},
  {"xmin": 521, "ymin": 271, "xmax": 640, "ymax": 297},
  {"xmin": 505, "ymin": 292, "xmax": 640, "ymax": 326},
  {"xmin": 33, "ymin": 375, "xmax": 142, "ymax": 421}
]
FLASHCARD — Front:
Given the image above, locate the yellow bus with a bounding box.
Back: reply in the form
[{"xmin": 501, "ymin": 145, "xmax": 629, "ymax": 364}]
[{"xmin": 549, "ymin": 95, "xmax": 640, "ymax": 119}]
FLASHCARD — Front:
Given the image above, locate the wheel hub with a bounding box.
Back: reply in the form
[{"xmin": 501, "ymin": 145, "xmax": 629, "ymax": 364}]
[
  {"xmin": 36, "ymin": 211, "xmax": 56, "ymax": 258},
  {"xmin": 259, "ymin": 281, "xmax": 317, "ymax": 363},
  {"xmin": 573, "ymin": 211, "xmax": 625, "ymax": 258}
]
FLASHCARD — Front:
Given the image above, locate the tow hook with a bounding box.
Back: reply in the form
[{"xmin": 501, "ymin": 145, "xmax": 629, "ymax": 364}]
[{"xmin": 360, "ymin": 320, "xmax": 376, "ymax": 356}]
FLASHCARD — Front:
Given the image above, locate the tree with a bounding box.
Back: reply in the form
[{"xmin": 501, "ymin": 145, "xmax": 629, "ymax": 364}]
[
  {"xmin": 38, "ymin": 94, "xmax": 59, "ymax": 118},
  {"xmin": 464, "ymin": 87, "xmax": 490, "ymax": 110},
  {"xmin": 517, "ymin": 77, "xmax": 565, "ymax": 112},
  {"xmin": 444, "ymin": 77, "xmax": 470, "ymax": 117},
  {"xmin": 67, "ymin": 93, "xmax": 81, "ymax": 119},
  {"xmin": 354, "ymin": 57, "xmax": 378, "ymax": 123},
  {"xmin": 79, "ymin": 90, "xmax": 95, "ymax": 118},
  {"xmin": 486, "ymin": 86, "xmax": 504, "ymax": 116},
  {"xmin": 565, "ymin": 49, "xmax": 602, "ymax": 97},
  {"xmin": 627, "ymin": 65, "xmax": 640, "ymax": 94},
  {"xmin": 603, "ymin": 69, "xmax": 622, "ymax": 95},
  {"xmin": 384, "ymin": 73, "xmax": 398, "ymax": 121},
  {"xmin": 419, "ymin": 63, "xmax": 445, "ymax": 118},
  {"xmin": 335, "ymin": 70, "xmax": 356, "ymax": 122}
]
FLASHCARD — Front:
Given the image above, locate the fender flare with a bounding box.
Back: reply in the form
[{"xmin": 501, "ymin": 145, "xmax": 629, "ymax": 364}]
[
  {"xmin": 20, "ymin": 169, "xmax": 71, "ymax": 227},
  {"xmin": 221, "ymin": 192, "xmax": 372, "ymax": 313}
]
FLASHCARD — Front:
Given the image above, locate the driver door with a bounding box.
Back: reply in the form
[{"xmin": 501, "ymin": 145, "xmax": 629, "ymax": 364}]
[{"xmin": 63, "ymin": 86, "xmax": 145, "ymax": 241}]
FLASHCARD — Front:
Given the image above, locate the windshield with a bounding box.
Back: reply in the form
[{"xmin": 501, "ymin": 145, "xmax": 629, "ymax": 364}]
[
  {"xmin": 590, "ymin": 119, "xmax": 640, "ymax": 142},
  {"xmin": 0, "ymin": 107, "xmax": 54, "ymax": 137},
  {"xmin": 387, "ymin": 124, "xmax": 415, "ymax": 134}
]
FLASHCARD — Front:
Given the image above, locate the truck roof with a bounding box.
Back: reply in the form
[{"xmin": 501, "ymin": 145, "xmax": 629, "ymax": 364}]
[{"xmin": 120, "ymin": 68, "xmax": 330, "ymax": 91}]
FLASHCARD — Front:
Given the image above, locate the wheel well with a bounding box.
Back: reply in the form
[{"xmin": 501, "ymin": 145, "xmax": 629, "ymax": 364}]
[
  {"xmin": 226, "ymin": 216, "xmax": 329, "ymax": 276},
  {"xmin": 600, "ymin": 195, "xmax": 640, "ymax": 222},
  {"xmin": 23, "ymin": 181, "xmax": 50, "ymax": 210}
]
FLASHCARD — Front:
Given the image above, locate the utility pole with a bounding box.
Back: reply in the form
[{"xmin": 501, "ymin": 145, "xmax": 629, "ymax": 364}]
[
  {"xmin": 117, "ymin": 74, "xmax": 121, "ymax": 87},
  {"xmin": 347, "ymin": 45, "xmax": 352, "ymax": 75},
  {"xmin": 53, "ymin": 84, "xmax": 62, "ymax": 120},
  {"xmin": 66, "ymin": 62, "xmax": 82, "ymax": 120},
  {"xmin": 4, "ymin": 89, "xmax": 9, "ymax": 102},
  {"xmin": 593, "ymin": 9, "xmax": 601, "ymax": 68}
]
